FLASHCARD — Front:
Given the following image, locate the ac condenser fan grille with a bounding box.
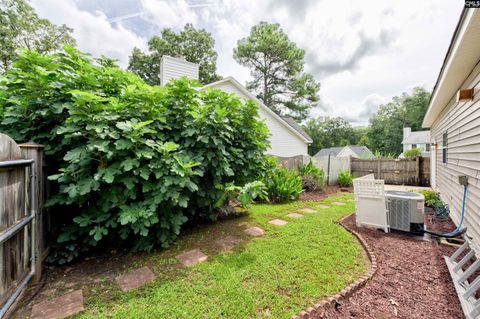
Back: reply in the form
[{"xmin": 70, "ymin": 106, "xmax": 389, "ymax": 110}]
[{"xmin": 388, "ymin": 199, "xmax": 410, "ymax": 232}]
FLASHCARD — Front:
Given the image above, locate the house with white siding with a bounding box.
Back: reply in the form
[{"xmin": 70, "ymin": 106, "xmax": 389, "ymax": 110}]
[
  {"xmin": 422, "ymin": 8, "xmax": 480, "ymax": 244},
  {"xmin": 399, "ymin": 127, "xmax": 431, "ymax": 158},
  {"xmin": 159, "ymin": 55, "xmax": 312, "ymax": 157}
]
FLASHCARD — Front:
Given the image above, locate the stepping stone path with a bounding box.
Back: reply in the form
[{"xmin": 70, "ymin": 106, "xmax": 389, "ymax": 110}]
[
  {"xmin": 300, "ymin": 208, "xmax": 316, "ymax": 213},
  {"xmin": 317, "ymin": 204, "xmax": 331, "ymax": 209},
  {"xmin": 30, "ymin": 289, "xmax": 84, "ymax": 319},
  {"xmin": 115, "ymin": 266, "xmax": 156, "ymax": 292},
  {"xmin": 332, "ymin": 201, "xmax": 346, "ymax": 206},
  {"xmin": 216, "ymin": 236, "xmax": 241, "ymax": 251},
  {"xmin": 244, "ymin": 226, "xmax": 264, "ymax": 237},
  {"xmin": 268, "ymin": 219, "xmax": 288, "ymax": 226},
  {"xmin": 176, "ymin": 249, "xmax": 208, "ymax": 267},
  {"xmin": 287, "ymin": 212, "xmax": 304, "ymax": 219}
]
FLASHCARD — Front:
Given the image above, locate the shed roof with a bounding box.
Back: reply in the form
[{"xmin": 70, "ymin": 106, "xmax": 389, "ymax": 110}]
[
  {"xmin": 348, "ymin": 145, "xmax": 374, "ymax": 157},
  {"xmin": 314, "ymin": 147, "xmax": 344, "ymax": 157}
]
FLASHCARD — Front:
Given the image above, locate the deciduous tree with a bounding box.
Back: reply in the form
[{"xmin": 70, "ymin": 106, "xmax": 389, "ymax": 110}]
[
  {"xmin": 366, "ymin": 87, "xmax": 431, "ymax": 156},
  {"xmin": 0, "ymin": 0, "xmax": 75, "ymax": 73},
  {"xmin": 128, "ymin": 24, "xmax": 220, "ymax": 85}
]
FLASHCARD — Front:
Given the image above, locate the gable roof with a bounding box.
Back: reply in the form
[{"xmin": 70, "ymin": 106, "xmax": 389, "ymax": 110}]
[
  {"xmin": 314, "ymin": 145, "xmax": 373, "ymax": 158},
  {"xmin": 347, "ymin": 145, "xmax": 374, "ymax": 157},
  {"xmin": 281, "ymin": 117, "xmax": 312, "ymax": 141},
  {"xmin": 202, "ymin": 77, "xmax": 313, "ymax": 143},
  {"xmin": 313, "ymin": 147, "xmax": 344, "ymax": 157},
  {"xmin": 402, "ymin": 131, "xmax": 431, "ymax": 144},
  {"xmin": 423, "ymin": 9, "xmax": 480, "ymax": 127}
]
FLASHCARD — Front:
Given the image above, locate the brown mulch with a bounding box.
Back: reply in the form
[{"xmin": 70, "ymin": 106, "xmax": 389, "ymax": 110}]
[
  {"xmin": 321, "ymin": 214, "xmax": 463, "ymax": 319},
  {"xmin": 299, "ymin": 185, "xmax": 349, "ymax": 201}
]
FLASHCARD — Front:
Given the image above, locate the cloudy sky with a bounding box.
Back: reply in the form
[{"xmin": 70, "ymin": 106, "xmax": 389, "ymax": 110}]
[{"xmin": 30, "ymin": 0, "xmax": 464, "ymax": 125}]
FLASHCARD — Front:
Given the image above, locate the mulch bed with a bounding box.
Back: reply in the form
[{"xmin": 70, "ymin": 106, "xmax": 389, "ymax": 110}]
[
  {"xmin": 321, "ymin": 214, "xmax": 463, "ymax": 319},
  {"xmin": 299, "ymin": 185, "xmax": 348, "ymax": 201}
]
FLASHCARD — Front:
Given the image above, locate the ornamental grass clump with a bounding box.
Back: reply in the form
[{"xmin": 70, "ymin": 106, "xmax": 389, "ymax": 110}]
[{"xmin": 0, "ymin": 47, "xmax": 269, "ymax": 263}]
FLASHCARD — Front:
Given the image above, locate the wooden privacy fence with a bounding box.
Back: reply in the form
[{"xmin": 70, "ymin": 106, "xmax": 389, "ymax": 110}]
[
  {"xmin": 275, "ymin": 154, "xmax": 351, "ymax": 185},
  {"xmin": 351, "ymin": 157, "xmax": 430, "ymax": 186},
  {"xmin": 276, "ymin": 155, "xmax": 310, "ymax": 169},
  {"xmin": 312, "ymin": 155, "xmax": 350, "ymax": 185},
  {"xmin": 0, "ymin": 133, "xmax": 45, "ymax": 318}
]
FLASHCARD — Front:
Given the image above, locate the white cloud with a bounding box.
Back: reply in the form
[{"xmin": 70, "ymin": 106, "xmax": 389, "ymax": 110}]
[
  {"xmin": 30, "ymin": 0, "xmax": 147, "ymax": 67},
  {"xmin": 140, "ymin": 0, "xmax": 199, "ymax": 29},
  {"xmin": 29, "ymin": 0, "xmax": 464, "ymax": 125}
]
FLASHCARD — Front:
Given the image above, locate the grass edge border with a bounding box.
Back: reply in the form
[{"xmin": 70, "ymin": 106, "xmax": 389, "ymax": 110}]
[{"xmin": 290, "ymin": 212, "xmax": 378, "ymax": 319}]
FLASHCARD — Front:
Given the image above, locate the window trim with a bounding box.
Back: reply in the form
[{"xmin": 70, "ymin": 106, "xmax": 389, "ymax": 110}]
[{"xmin": 442, "ymin": 132, "xmax": 448, "ymax": 164}]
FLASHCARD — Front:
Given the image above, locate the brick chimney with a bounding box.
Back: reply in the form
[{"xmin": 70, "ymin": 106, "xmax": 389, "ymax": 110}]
[{"xmin": 159, "ymin": 55, "xmax": 199, "ymax": 86}]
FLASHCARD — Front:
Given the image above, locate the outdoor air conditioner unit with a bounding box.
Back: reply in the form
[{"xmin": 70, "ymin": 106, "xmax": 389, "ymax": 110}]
[{"xmin": 385, "ymin": 190, "xmax": 425, "ymax": 232}]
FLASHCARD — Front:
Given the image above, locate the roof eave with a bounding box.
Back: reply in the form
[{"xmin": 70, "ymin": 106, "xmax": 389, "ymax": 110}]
[
  {"xmin": 423, "ymin": 8, "xmax": 480, "ymax": 128},
  {"xmin": 202, "ymin": 77, "xmax": 312, "ymax": 144}
]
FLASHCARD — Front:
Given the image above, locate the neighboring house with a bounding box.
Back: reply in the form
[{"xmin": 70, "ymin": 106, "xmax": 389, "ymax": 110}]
[
  {"xmin": 399, "ymin": 127, "xmax": 431, "ymax": 158},
  {"xmin": 314, "ymin": 145, "xmax": 373, "ymax": 159},
  {"xmin": 422, "ymin": 9, "xmax": 480, "ymax": 244},
  {"xmin": 159, "ymin": 56, "xmax": 312, "ymax": 157}
]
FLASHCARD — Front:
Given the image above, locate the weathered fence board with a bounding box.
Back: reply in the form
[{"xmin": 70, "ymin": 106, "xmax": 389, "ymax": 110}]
[
  {"xmin": 0, "ymin": 134, "xmax": 30, "ymax": 309},
  {"xmin": 276, "ymin": 155, "xmax": 310, "ymax": 169},
  {"xmin": 312, "ymin": 155, "xmax": 350, "ymax": 185},
  {"xmin": 351, "ymin": 157, "xmax": 430, "ymax": 186},
  {"xmin": 0, "ymin": 134, "xmax": 45, "ymax": 317}
]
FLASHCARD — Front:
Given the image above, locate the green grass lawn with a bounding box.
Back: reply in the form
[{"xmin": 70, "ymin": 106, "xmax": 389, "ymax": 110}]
[{"xmin": 75, "ymin": 193, "xmax": 366, "ymax": 319}]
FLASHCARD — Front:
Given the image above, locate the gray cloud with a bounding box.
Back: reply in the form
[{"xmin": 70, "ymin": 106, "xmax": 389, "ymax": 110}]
[
  {"xmin": 269, "ymin": 0, "xmax": 319, "ymax": 19},
  {"xmin": 307, "ymin": 28, "xmax": 397, "ymax": 77},
  {"xmin": 340, "ymin": 93, "xmax": 387, "ymax": 125}
]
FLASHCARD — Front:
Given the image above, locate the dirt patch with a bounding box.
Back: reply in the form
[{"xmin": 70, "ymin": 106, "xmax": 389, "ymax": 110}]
[
  {"xmin": 12, "ymin": 212, "xmax": 255, "ymax": 319},
  {"xmin": 299, "ymin": 185, "xmax": 345, "ymax": 201},
  {"xmin": 321, "ymin": 214, "xmax": 463, "ymax": 319}
]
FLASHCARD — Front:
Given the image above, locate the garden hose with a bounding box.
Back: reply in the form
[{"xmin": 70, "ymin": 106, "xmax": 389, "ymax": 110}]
[{"xmin": 423, "ymin": 183, "xmax": 468, "ymax": 238}]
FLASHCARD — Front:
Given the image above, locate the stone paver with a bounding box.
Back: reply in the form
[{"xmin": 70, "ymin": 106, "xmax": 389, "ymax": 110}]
[
  {"xmin": 176, "ymin": 249, "xmax": 208, "ymax": 267},
  {"xmin": 216, "ymin": 236, "xmax": 242, "ymax": 251},
  {"xmin": 287, "ymin": 213, "xmax": 304, "ymax": 219},
  {"xmin": 244, "ymin": 226, "xmax": 264, "ymax": 237},
  {"xmin": 332, "ymin": 201, "xmax": 346, "ymax": 206},
  {"xmin": 30, "ymin": 290, "xmax": 84, "ymax": 319},
  {"xmin": 300, "ymin": 208, "xmax": 316, "ymax": 213},
  {"xmin": 268, "ymin": 219, "xmax": 288, "ymax": 226},
  {"xmin": 317, "ymin": 204, "xmax": 331, "ymax": 209},
  {"xmin": 115, "ymin": 266, "xmax": 156, "ymax": 292}
]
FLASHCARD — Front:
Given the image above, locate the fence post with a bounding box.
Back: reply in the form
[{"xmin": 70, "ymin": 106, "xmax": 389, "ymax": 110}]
[
  {"xmin": 415, "ymin": 156, "xmax": 420, "ymax": 186},
  {"xmin": 327, "ymin": 154, "xmax": 331, "ymax": 186},
  {"xmin": 18, "ymin": 142, "xmax": 44, "ymax": 284},
  {"xmin": 377, "ymin": 158, "xmax": 381, "ymax": 179}
]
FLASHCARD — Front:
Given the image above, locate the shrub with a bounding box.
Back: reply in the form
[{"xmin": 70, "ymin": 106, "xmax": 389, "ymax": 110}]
[
  {"xmin": 414, "ymin": 189, "xmax": 442, "ymax": 208},
  {"xmin": 225, "ymin": 181, "xmax": 268, "ymax": 208},
  {"xmin": 263, "ymin": 166, "xmax": 302, "ymax": 202},
  {"xmin": 298, "ymin": 160, "xmax": 325, "ymax": 191},
  {"xmin": 404, "ymin": 148, "xmax": 422, "ymax": 158},
  {"xmin": 337, "ymin": 170, "xmax": 353, "ymax": 187},
  {"xmin": 0, "ymin": 47, "xmax": 269, "ymax": 263}
]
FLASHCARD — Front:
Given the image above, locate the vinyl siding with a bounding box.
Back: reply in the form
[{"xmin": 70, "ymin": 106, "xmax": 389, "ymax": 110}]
[
  {"xmin": 160, "ymin": 56, "xmax": 199, "ymax": 86},
  {"xmin": 431, "ymin": 60, "xmax": 480, "ymax": 243},
  {"xmin": 207, "ymin": 81, "xmax": 309, "ymax": 157}
]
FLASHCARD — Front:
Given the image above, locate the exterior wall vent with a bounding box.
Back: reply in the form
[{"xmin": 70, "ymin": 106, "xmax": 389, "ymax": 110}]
[
  {"xmin": 160, "ymin": 55, "xmax": 199, "ymax": 86},
  {"xmin": 457, "ymin": 88, "xmax": 474, "ymax": 102}
]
